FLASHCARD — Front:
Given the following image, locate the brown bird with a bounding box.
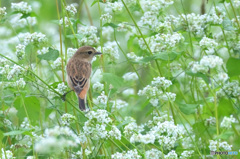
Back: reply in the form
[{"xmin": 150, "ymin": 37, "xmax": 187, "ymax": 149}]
[{"xmin": 66, "ymin": 46, "xmax": 102, "ymax": 111}]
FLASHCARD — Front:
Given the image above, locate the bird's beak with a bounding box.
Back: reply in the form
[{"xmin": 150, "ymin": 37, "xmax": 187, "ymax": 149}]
[{"xmin": 94, "ymin": 52, "xmax": 102, "ymax": 56}]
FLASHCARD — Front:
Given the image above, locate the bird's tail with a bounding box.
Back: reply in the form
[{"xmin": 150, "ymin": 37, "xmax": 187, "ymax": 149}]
[{"xmin": 78, "ymin": 97, "xmax": 86, "ymax": 111}]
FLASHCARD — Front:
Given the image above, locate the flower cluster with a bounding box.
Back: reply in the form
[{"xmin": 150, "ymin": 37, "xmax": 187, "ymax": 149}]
[
  {"xmin": 111, "ymin": 99, "xmax": 128, "ymax": 111},
  {"xmin": 111, "ymin": 149, "xmax": 141, "ymax": 159},
  {"xmin": 138, "ymin": 77, "xmax": 175, "ymax": 106},
  {"xmin": 92, "ymin": 82, "xmax": 104, "ymax": 92},
  {"xmin": 127, "ymin": 52, "xmax": 143, "ymax": 62},
  {"xmin": 15, "ymin": 44, "xmax": 25, "ymax": 60},
  {"xmin": 6, "ymin": 64, "xmax": 24, "ymax": 80},
  {"xmin": 199, "ymin": 37, "xmax": 218, "ymax": 54},
  {"xmin": 209, "ymin": 140, "xmax": 232, "ymax": 151},
  {"xmin": 123, "ymin": 72, "xmax": 138, "ymax": 81},
  {"xmin": 24, "ymin": 32, "xmax": 48, "ymax": 46},
  {"xmin": 61, "ymin": 113, "xmax": 76, "ymax": 126},
  {"xmin": 83, "ymin": 109, "xmax": 121, "ymax": 140},
  {"xmin": 55, "ymin": 82, "xmax": 68, "ymax": 95},
  {"xmin": 1, "ymin": 148, "xmax": 15, "ymax": 159},
  {"xmin": 139, "ymin": 33, "xmax": 184, "ymax": 53},
  {"xmin": 98, "ymin": 41, "xmax": 119, "ymax": 62},
  {"xmin": 78, "ymin": 26, "xmax": 99, "ymax": 46},
  {"xmin": 11, "ymin": 2, "xmax": 32, "ymax": 14},
  {"xmin": 35, "ymin": 126, "xmax": 80, "ymax": 154},
  {"xmin": 100, "ymin": 13, "xmax": 112, "ymax": 24},
  {"xmin": 105, "ymin": 2, "xmax": 123, "ymax": 13},
  {"xmin": 217, "ymin": 81, "xmax": 240, "ymax": 99},
  {"xmin": 189, "ymin": 55, "xmax": 223, "ymax": 73},
  {"xmin": 66, "ymin": 4, "xmax": 77, "ymax": 16},
  {"xmin": 0, "ymin": 7, "xmax": 7, "ymax": 19},
  {"xmin": 220, "ymin": 115, "xmax": 238, "ymax": 128},
  {"xmin": 59, "ymin": 17, "xmax": 73, "ymax": 27}
]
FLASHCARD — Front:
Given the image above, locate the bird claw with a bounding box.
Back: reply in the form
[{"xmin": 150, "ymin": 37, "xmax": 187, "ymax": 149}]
[{"xmin": 61, "ymin": 90, "xmax": 73, "ymax": 101}]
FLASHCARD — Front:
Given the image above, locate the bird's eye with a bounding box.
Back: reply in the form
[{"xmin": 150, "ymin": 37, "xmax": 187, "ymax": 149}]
[{"xmin": 88, "ymin": 51, "xmax": 92, "ymax": 54}]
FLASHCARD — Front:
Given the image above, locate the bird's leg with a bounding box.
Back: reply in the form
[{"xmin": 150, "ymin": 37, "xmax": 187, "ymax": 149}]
[{"xmin": 61, "ymin": 90, "xmax": 73, "ymax": 101}]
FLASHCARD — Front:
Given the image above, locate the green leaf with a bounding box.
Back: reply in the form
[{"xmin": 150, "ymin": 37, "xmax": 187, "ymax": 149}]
[
  {"xmin": 66, "ymin": 34, "xmax": 84, "ymax": 40},
  {"xmin": 217, "ymin": 131, "xmax": 234, "ymax": 140},
  {"xmin": 226, "ymin": 57, "xmax": 240, "ymax": 77},
  {"xmin": 14, "ymin": 96, "xmax": 41, "ymax": 123},
  {"xmin": 91, "ymin": 0, "xmax": 103, "ymax": 6},
  {"xmin": 185, "ymin": 71, "xmax": 209, "ymax": 83},
  {"xmin": 218, "ymin": 98, "xmax": 234, "ymax": 118},
  {"xmin": 37, "ymin": 48, "xmax": 59, "ymax": 61},
  {"xmin": 154, "ymin": 52, "xmax": 178, "ymax": 61},
  {"xmin": 102, "ymin": 73, "xmax": 123, "ymax": 88},
  {"xmin": 179, "ymin": 103, "xmax": 199, "ymax": 115},
  {"xmin": 222, "ymin": 19, "xmax": 235, "ymax": 31},
  {"xmin": 103, "ymin": 23, "xmax": 118, "ymax": 28},
  {"xmin": 4, "ymin": 129, "xmax": 32, "ymax": 136}
]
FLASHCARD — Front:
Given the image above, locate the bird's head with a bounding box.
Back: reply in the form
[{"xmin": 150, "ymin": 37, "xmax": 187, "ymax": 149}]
[{"xmin": 74, "ymin": 46, "xmax": 102, "ymax": 62}]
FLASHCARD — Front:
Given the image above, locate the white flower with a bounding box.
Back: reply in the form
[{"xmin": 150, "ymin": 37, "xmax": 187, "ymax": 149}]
[
  {"xmin": 96, "ymin": 91, "xmax": 108, "ymax": 105},
  {"xmin": 205, "ymin": 116, "xmax": 216, "ymax": 126},
  {"xmin": 51, "ymin": 57, "xmax": 62, "ymax": 70},
  {"xmin": 100, "ymin": 13, "xmax": 112, "ymax": 24},
  {"xmin": 217, "ymin": 81, "xmax": 240, "ymax": 98},
  {"xmin": 105, "ymin": 2, "xmax": 123, "ymax": 12},
  {"xmin": 15, "ymin": 78, "xmax": 26, "ymax": 88},
  {"xmin": 140, "ymin": 0, "xmax": 174, "ymax": 12},
  {"xmin": 111, "ymin": 99, "xmax": 128, "ymax": 110},
  {"xmin": 24, "ymin": 32, "xmax": 48, "ymax": 46},
  {"xmin": 130, "ymin": 133, "xmax": 155, "ymax": 144},
  {"xmin": 1, "ymin": 148, "xmax": 15, "ymax": 159},
  {"xmin": 7, "ymin": 64, "xmax": 24, "ymax": 80},
  {"xmin": 66, "ymin": 4, "xmax": 77, "ymax": 16},
  {"xmin": 11, "ymin": 2, "xmax": 32, "ymax": 14},
  {"xmin": 180, "ymin": 150, "xmax": 194, "ymax": 159},
  {"xmin": 122, "ymin": 88, "xmax": 135, "ymax": 96},
  {"xmin": 37, "ymin": 47, "xmax": 49, "ymax": 55},
  {"xmin": 59, "ymin": 17, "xmax": 73, "ymax": 27},
  {"xmin": 61, "ymin": 113, "xmax": 76, "ymax": 126},
  {"xmin": 216, "ymin": 72, "xmax": 229, "ymax": 83},
  {"xmin": 0, "ymin": 7, "xmax": 7, "ymax": 19},
  {"xmin": 108, "ymin": 125, "xmax": 121, "ymax": 140},
  {"xmin": 145, "ymin": 149, "xmax": 163, "ymax": 159},
  {"xmin": 149, "ymin": 98, "xmax": 159, "ymax": 107},
  {"xmin": 77, "ymin": 26, "xmax": 99, "ymax": 46},
  {"xmin": 123, "ymin": 72, "xmax": 138, "ymax": 81},
  {"xmin": 220, "ymin": 115, "xmax": 238, "ymax": 128},
  {"xmin": 151, "ymin": 76, "xmax": 172, "ymax": 89},
  {"xmin": 16, "ymin": 44, "xmax": 25, "ymax": 60},
  {"xmin": 199, "ymin": 37, "xmax": 218, "ymax": 54},
  {"xmin": 92, "ymin": 82, "xmax": 104, "ymax": 92},
  {"xmin": 55, "ymin": 82, "xmax": 68, "ymax": 94},
  {"xmin": 209, "ymin": 140, "xmax": 232, "ymax": 151},
  {"xmin": 165, "ymin": 150, "xmax": 178, "ymax": 159},
  {"xmin": 111, "ymin": 149, "xmax": 141, "ymax": 159},
  {"xmin": 127, "ymin": 52, "xmax": 143, "ymax": 62}
]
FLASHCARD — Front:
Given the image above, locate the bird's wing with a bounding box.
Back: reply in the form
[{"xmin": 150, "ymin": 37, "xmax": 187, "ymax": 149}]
[{"xmin": 67, "ymin": 59, "xmax": 91, "ymax": 97}]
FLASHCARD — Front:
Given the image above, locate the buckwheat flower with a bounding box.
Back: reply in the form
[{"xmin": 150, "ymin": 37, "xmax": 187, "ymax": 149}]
[
  {"xmin": 219, "ymin": 141, "xmax": 232, "ymax": 150},
  {"xmin": 66, "ymin": 48, "xmax": 77, "ymax": 60},
  {"xmin": 26, "ymin": 156, "xmax": 35, "ymax": 159},
  {"xmin": 152, "ymin": 76, "xmax": 172, "ymax": 89},
  {"xmin": 55, "ymin": 82, "xmax": 68, "ymax": 94},
  {"xmin": 0, "ymin": 7, "xmax": 7, "ymax": 19},
  {"xmin": 165, "ymin": 150, "xmax": 178, "ymax": 159},
  {"xmin": 24, "ymin": 32, "xmax": 48, "ymax": 46},
  {"xmin": 160, "ymin": 92, "xmax": 176, "ymax": 102},
  {"xmin": 15, "ymin": 44, "xmax": 25, "ymax": 60},
  {"xmin": 207, "ymin": 6, "xmax": 226, "ymax": 24},
  {"xmin": 11, "ymin": 2, "xmax": 32, "ymax": 14},
  {"xmin": 127, "ymin": 52, "xmax": 143, "ymax": 62},
  {"xmin": 145, "ymin": 149, "xmax": 163, "ymax": 159},
  {"xmin": 7, "ymin": 64, "xmax": 24, "ymax": 80},
  {"xmin": 66, "ymin": 4, "xmax": 77, "ymax": 16},
  {"xmin": 117, "ymin": 22, "xmax": 133, "ymax": 32},
  {"xmin": 71, "ymin": 148, "xmax": 91, "ymax": 158},
  {"xmin": 123, "ymin": 72, "xmax": 138, "ymax": 81},
  {"xmin": 108, "ymin": 125, "xmax": 122, "ymax": 140},
  {"xmin": 199, "ymin": 37, "xmax": 218, "ymax": 54},
  {"xmin": 1, "ymin": 148, "xmax": 15, "ymax": 159},
  {"xmin": 180, "ymin": 150, "xmax": 194, "ymax": 159},
  {"xmin": 205, "ymin": 116, "xmax": 216, "ymax": 126},
  {"xmin": 37, "ymin": 47, "xmax": 48, "ymax": 55},
  {"xmin": 189, "ymin": 61, "xmax": 208, "ymax": 73},
  {"xmin": 20, "ymin": 117, "xmax": 31, "ymax": 128},
  {"xmin": 111, "ymin": 99, "xmax": 128, "ymax": 110},
  {"xmin": 200, "ymin": 55, "xmax": 223, "ymax": 69},
  {"xmin": 149, "ymin": 98, "xmax": 159, "ymax": 107},
  {"xmin": 3, "ymin": 119, "xmax": 12, "ymax": 127},
  {"xmin": 85, "ymin": 109, "xmax": 111, "ymax": 124},
  {"xmin": 105, "ymin": 2, "xmax": 123, "ymax": 12},
  {"xmin": 141, "ymin": 0, "xmax": 174, "ymax": 12},
  {"xmin": 59, "ymin": 17, "xmax": 72, "ymax": 27},
  {"xmin": 217, "ymin": 81, "xmax": 240, "ymax": 98},
  {"xmin": 61, "ymin": 113, "xmax": 76, "ymax": 126},
  {"xmin": 138, "ymin": 85, "xmax": 160, "ymax": 98},
  {"xmin": 111, "ymin": 149, "xmax": 141, "ymax": 159},
  {"xmin": 92, "ymin": 82, "xmax": 104, "ymax": 92},
  {"xmin": 122, "ymin": 88, "xmax": 135, "ymax": 96},
  {"xmin": 96, "ymin": 91, "xmax": 108, "ymax": 105},
  {"xmin": 35, "ymin": 126, "xmax": 80, "ymax": 154},
  {"xmin": 78, "ymin": 25, "xmax": 97, "ymax": 36},
  {"xmin": 130, "ymin": 133, "xmax": 155, "ymax": 144},
  {"xmin": 100, "ymin": 13, "xmax": 112, "ymax": 24},
  {"xmin": 234, "ymin": 0, "xmax": 240, "ymax": 7},
  {"xmin": 138, "ymin": 11, "xmax": 158, "ymax": 29},
  {"xmin": 51, "ymin": 57, "xmax": 62, "ymax": 69},
  {"xmin": 15, "ymin": 78, "xmax": 26, "ymax": 88},
  {"xmin": 124, "ymin": 0, "xmax": 137, "ymax": 6},
  {"xmin": 99, "ymin": 41, "xmax": 119, "ymax": 62},
  {"xmin": 124, "ymin": 121, "xmax": 144, "ymax": 137},
  {"xmin": 220, "ymin": 115, "xmax": 237, "ymax": 128},
  {"xmin": 216, "ymin": 72, "xmax": 229, "ymax": 83}
]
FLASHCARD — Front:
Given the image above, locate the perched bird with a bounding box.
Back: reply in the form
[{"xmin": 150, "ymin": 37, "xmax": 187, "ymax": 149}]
[{"xmin": 66, "ymin": 46, "xmax": 102, "ymax": 111}]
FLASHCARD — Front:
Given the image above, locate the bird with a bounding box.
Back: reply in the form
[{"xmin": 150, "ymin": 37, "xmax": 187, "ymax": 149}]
[{"xmin": 66, "ymin": 46, "xmax": 102, "ymax": 111}]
